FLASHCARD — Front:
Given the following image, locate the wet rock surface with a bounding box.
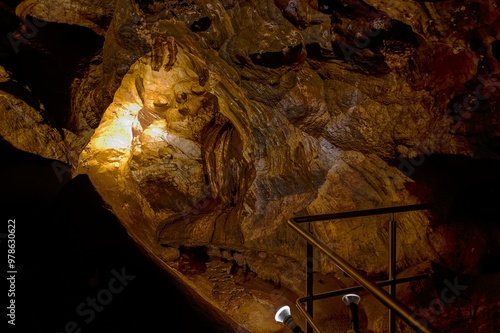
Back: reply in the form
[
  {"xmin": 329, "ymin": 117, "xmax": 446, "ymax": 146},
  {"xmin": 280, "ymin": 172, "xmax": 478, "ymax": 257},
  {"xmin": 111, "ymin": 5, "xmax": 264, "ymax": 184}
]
[{"xmin": 1, "ymin": 0, "xmax": 499, "ymax": 331}]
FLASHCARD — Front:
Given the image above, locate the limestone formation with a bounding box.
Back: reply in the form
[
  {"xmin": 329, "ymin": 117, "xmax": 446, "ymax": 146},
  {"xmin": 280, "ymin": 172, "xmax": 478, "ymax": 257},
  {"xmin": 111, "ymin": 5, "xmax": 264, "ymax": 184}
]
[
  {"xmin": 15, "ymin": 0, "xmax": 116, "ymax": 35},
  {"xmin": 0, "ymin": 65, "xmax": 67, "ymax": 162},
  {"xmin": 2, "ymin": 0, "xmax": 499, "ymax": 332}
]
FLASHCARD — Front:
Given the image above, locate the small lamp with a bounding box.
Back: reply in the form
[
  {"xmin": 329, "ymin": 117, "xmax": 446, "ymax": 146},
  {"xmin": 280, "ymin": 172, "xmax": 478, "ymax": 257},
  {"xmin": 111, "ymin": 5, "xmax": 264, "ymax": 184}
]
[
  {"xmin": 275, "ymin": 305, "xmax": 304, "ymax": 333},
  {"xmin": 342, "ymin": 294, "xmax": 361, "ymax": 333}
]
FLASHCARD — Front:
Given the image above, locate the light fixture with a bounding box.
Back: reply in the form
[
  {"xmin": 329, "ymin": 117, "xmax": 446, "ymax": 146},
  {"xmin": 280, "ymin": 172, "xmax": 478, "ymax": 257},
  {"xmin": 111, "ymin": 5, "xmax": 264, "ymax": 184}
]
[
  {"xmin": 275, "ymin": 305, "xmax": 304, "ymax": 333},
  {"xmin": 342, "ymin": 294, "xmax": 361, "ymax": 333}
]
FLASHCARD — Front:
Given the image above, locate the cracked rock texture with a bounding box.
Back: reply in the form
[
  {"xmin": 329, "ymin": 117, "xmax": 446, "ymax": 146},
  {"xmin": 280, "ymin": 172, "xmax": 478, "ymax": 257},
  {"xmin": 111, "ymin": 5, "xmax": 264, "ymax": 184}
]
[
  {"xmin": 1, "ymin": 0, "xmax": 499, "ymax": 332},
  {"xmin": 0, "ymin": 65, "xmax": 67, "ymax": 161}
]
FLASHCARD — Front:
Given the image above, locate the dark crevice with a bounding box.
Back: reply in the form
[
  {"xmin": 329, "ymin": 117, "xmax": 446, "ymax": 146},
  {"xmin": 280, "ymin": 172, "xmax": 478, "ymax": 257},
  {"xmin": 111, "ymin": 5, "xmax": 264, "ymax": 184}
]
[
  {"xmin": 305, "ymin": 43, "xmax": 335, "ymax": 60},
  {"xmin": 249, "ymin": 43, "xmax": 303, "ymax": 68},
  {"xmin": 492, "ymin": 40, "xmax": 500, "ymax": 62},
  {"xmin": 319, "ymin": 0, "xmax": 373, "ymax": 19},
  {"xmin": 466, "ymin": 30, "xmax": 485, "ymax": 53},
  {"xmin": 136, "ymin": 0, "xmax": 165, "ymax": 15},
  {"xmin": 476, "ymin": 251, "xmax": 500, "ymax": 274},
  {"xmin": 487, "ymin": 136, "xmax": 500, "ymax": 155},
  {"xmin": 190, "ymin": 16, "xmax": 211, "ymax": 32},
  {"xmin": 397, "ymin": 154, "xmax": 500, "ymax": 274},
  {"xmin": 0, "ymin": 138, "xmax": 71, "ymax": 205},
  {"xmin": 0, "ymin": 80, "xmax": 43, "ymax": 111},
  {"xmin": 178, "ymin": 246, "xmax": 210, "ymax": 275},
  {"xmin": 2, "ymin": 19, "xmax": 104, "ymax": 130},
  {"xmin": 386, "ymin": 19, "xmax": 419, "ymax": 48},
  {"xmin": 327, "ymin": 15, "xmax": 416, "ymax": 76}
]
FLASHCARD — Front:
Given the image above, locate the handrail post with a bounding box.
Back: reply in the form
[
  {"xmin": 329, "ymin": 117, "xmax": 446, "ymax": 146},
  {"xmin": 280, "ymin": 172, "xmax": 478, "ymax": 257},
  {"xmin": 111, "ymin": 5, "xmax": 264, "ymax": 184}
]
[
  {"xmin": 389, "ymin": 217, "xmax": 397, "ymax": 333},
  {"xmin": 287, "ymin": 218, "xmax": 439, "ymax": 333},
  {"xmin": 306, "ymin": 222, "xmax": 314, "ymax": 333}
]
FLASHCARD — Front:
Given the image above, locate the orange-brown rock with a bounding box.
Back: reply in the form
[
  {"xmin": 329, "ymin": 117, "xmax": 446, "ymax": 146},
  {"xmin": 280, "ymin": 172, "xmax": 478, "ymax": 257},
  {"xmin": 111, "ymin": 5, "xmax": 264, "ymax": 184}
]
[{"xmin": 2, "ymin": 0, "xmax": 499, "ymax": 331}]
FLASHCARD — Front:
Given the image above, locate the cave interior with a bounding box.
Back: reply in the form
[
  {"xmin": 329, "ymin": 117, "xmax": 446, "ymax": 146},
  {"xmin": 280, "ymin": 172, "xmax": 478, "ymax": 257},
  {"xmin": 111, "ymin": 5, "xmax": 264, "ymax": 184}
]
[{"xmin": 1, "ymin": 0, "xmax": 499, "ymax": 332}]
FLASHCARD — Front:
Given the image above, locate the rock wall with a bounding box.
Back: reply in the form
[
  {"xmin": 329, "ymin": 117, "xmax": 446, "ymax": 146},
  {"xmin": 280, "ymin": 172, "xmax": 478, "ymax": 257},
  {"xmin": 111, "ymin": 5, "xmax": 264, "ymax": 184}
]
[{"xmin": 1, "ymin": 0, "xmax": 499, "ymax": 332}]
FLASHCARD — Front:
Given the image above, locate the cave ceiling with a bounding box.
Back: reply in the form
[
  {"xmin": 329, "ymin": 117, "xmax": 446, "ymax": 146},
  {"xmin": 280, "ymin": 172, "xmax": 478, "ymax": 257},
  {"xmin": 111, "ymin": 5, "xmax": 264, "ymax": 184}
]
[{"xmin": 1, "ymin": 0, "xmax": 499, "ymax": 332}]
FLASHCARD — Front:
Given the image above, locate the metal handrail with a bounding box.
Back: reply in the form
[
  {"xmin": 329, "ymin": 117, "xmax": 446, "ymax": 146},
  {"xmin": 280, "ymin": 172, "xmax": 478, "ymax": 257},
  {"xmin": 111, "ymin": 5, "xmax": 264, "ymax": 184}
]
[
  {"xmin": 292, "ymin": 203, "xmax": 434, "ymax": 223},
  {"xmin": 287, "ymin": 203, "xmax": 439, "ymax": 333},
  {"xmin": 298, "ymin": 274, "xmax": 428, "ymax": 303}
]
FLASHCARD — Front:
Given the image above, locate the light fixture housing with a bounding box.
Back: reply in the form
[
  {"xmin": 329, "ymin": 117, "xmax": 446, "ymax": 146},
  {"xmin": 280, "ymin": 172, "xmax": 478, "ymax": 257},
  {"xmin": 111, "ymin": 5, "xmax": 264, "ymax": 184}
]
[
  {"xmin": 275, "ymin": 305, "xmax": 291, "ymax": 323},
  {"xmin": 342, "ymin": 293, "xmax": 361, "ymax": 305},
  {"xmin": 342, "ymin": 294, "xmax": 362, "ymax": 332},
  {"xmin": 275, "ymin": 305, "xmax": 304, "ymax": 333}
]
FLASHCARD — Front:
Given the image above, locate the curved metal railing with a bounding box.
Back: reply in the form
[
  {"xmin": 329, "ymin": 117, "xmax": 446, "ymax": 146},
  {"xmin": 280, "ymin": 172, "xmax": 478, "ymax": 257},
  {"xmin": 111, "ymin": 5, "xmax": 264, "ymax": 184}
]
[{"xmin": 287, "ymin": 203, "xmax": 439, "ymax": 333}]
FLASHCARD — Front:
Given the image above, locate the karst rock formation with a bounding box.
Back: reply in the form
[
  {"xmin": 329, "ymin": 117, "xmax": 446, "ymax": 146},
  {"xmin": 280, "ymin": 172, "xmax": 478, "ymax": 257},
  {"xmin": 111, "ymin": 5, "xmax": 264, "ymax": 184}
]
[{"xmin": 1, "ymin": 0, "xmax": 499, "ymax": 332}]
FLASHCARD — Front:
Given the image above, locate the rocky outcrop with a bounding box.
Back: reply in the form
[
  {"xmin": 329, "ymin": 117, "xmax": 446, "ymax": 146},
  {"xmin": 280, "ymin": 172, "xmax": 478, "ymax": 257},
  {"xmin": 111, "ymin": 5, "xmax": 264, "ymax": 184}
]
[
  {"xmin": 0, "ymin": 65, "xmax": 67, "ymax": 162},
  {"xmin": 2, "ymin": 0, "xmax": 499, "ymax": 332},
  {"xmin": 15, "ymin": 0, "xmax": 117, "ymax": 35}
]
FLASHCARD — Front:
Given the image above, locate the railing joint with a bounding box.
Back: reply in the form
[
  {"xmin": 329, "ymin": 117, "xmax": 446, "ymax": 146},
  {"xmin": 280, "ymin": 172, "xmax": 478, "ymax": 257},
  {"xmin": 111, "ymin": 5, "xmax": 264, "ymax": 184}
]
[{"xmin": 287, "ymin": 204, "xmax": 439, "ymax": 333}]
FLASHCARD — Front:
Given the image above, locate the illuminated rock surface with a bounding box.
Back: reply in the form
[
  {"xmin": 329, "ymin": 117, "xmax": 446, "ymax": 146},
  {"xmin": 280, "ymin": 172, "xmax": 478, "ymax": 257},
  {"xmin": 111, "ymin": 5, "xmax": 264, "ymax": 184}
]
[
  {"xmin": 0, "ymin": 65, "xmax": 67, "ymax": 161},
  {"xmin": 1, "ymin": 0, "xmax": 499, "ymax": 332}
]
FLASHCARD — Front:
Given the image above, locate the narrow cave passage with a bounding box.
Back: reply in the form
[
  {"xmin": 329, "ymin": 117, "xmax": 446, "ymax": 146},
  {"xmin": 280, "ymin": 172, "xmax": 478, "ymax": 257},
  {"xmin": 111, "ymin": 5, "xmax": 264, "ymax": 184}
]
[{"xmin": 1, "ymin": 19, "xmax": 104, "ymax": 130}]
